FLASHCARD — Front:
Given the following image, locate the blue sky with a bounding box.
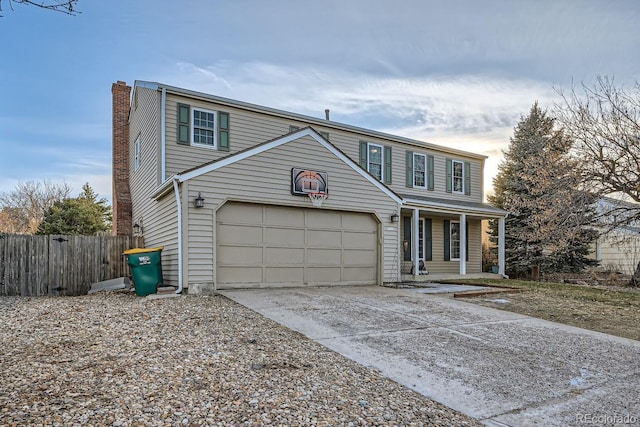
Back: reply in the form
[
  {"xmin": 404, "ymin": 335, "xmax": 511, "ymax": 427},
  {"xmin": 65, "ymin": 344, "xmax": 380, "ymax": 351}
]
[{"xmin": 1, "ymin": 0, "xmax": 638, "ymax": 204}]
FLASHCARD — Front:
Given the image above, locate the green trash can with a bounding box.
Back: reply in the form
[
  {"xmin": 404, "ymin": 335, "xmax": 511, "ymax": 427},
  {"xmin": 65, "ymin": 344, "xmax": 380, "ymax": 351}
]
[{"xmin": 123, "ymin": 247, "xmax": 164, "ymax": 297}]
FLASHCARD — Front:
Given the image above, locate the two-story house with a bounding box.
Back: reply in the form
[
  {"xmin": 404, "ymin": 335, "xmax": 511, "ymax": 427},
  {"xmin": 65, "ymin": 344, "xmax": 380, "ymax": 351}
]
[{"xmin": 112, "ymin": 80, "xmax": 507, "ymax": 293}]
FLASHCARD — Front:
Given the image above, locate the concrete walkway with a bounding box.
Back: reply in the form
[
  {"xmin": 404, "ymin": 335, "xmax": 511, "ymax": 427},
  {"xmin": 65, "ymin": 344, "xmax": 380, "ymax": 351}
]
[{"xmin": 221, "ymin": 285, "xmax": 640, "ymax": 427}]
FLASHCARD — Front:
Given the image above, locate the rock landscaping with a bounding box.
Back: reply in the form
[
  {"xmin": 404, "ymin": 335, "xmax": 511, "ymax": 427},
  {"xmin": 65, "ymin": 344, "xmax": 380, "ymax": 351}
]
[{"xmin": 0, "ymin": 292, "xmax": 480, "ymax": 426}]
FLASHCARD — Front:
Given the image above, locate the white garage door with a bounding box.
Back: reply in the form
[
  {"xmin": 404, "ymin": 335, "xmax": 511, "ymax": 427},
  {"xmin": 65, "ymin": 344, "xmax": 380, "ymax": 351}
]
[{"xmin": 216, "ymin": 202, "xmax": 378, "ymax": 288}]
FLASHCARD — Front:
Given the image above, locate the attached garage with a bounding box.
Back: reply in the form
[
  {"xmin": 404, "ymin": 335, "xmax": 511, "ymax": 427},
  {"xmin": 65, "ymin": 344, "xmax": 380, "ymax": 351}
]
[{"xmin": 216, "ymin": 202, "xmax": 379, "ymax": 288}]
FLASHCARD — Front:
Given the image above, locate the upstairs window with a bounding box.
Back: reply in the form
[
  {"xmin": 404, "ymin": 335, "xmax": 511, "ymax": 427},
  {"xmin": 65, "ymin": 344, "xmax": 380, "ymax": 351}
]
[
  {"xmin": 414, "ymin": 153, "xmax": 426, "ymax": 188},
  {"xmin": 177, "ymin": 103, "xmax": 230, "ymax": 151},
  {"xmin": 405, "ymin": 151, "xmax": 434, "ymax": 189},
  {"xmin": 359, "ymin": 141, "xmax": 392, "ymax": 184},
  {"xmin": 452, "ymin": 160, "xmax": 464, "ymax": 193},
  {"xmin": 368, "ymin": 143, "xmax": 383, "ymax": 180},
  {"xmin": 192, "ymin": 108, "xmax": 216, "ymax": 147},
  {"xmin": 446, "ymin": 158, "xmax": 471, "ymax": 195}
]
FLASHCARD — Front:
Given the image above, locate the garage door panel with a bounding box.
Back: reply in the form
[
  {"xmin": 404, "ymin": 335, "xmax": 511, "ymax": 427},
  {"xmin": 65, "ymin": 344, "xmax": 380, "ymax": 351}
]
[
  {"xmin": 218, "ymin": 224, "xmax": 263, "ymax": 245},
  {"xmin": 306, "ymin": 267, "xmax": 341, "ymax": 283},
  {"xmin": 217, "ymin": 246, "xmax": 263, "ymax": 265},
  {"xmin": 265, "ymin": 247, "xmax": 305, "ymax": 264},
  {"xmin": 307, "ymin": 229, "xmax": 342, "ymax": 247},
  {"xmin": 266, "ymin": 267, "xmax": 304, "ymax": 283},
  {"xmin": 218, "ymin": 266, "xmax": 263, "ymax": 283},
  {"xmin": 265, "ymin": 206, "xmax": 305, "ymax": 226},
  {"xmin": 343, "ymin": 267, "xmax": 377, "ymax": 281},
  {"xmin": 307, "ymin": 209, "xmax": 342, "ymax": 228},
  {"xmin": 307, "ymin": 248, "xmax": 342, "ymax": 265},
  {"xmin": 217, "ymin": 203, "xmax": 263, "ymax": 223},
  {"xmin": 343, "ymin": 231, "xmax": 377, "ymax": 249},
  {"xmin": 265, "ymin": 227, "xmax": 305, "ymax": 245},
  {"xmin": 343, "ymin": 248, "xmax": 376, "ymax": 266},
  {"xmin": 342, "ymin": 212, "xmax": 376, "ymax": 230}
]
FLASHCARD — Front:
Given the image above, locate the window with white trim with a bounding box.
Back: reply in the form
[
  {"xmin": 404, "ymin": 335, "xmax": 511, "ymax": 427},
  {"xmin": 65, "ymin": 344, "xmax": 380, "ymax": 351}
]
[
  {"xmin": 452, "ymin": 160, "xmax": 464, "ymax": 193},
  {"xmin": 192, "ymin": 108, "xmax": 217, "ymax": 147},
  {"xmin": 414, "ymin": 153, "xmax": 426, "ymax": 188},
  {"xmin": 368, "ymin": 143, "xmax": 383, "ymax": 181},
  {"xmin": 450, "ymin": 221, "xmax": 461, "ymax": 260},
  {"xmin": 134, "ymin": 137, "xmax": 141, "ymax": 171}
]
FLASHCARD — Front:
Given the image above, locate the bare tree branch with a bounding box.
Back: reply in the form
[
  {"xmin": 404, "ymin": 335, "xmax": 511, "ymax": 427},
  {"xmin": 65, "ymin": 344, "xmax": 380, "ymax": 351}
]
[
  {"xmin": 0, "ymin": 0, "xmax": 79, "ymax": 17},
  {"xmin": 555, "ymin": 76, "xmax": 640, "ymax": 229}
]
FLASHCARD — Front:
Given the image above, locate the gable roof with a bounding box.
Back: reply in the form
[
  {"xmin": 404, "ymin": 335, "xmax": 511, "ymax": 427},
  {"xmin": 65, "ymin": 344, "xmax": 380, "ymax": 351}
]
[
  {"xmin": 135, "ymin": 80, "xmax": 487, "ymax": 161},
  {"xmin": 154, "ymin": 127, "xmax": 403, "ymax": 203}
]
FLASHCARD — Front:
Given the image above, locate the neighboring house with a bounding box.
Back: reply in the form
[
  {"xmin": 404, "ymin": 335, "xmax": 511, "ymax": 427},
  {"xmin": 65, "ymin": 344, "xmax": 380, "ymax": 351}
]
[
  {"xmin": 112, "ymin": 81, "xmax": 508, "ymax": 293},
  {"xmin": 590, "ymin": 197, "xmax": 640, "ymax": 275}
]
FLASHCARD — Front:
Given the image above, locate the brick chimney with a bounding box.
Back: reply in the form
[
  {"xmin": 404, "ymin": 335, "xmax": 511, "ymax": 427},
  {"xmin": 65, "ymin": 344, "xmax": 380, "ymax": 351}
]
[{"xmin": 112, "ymin": 81, "xmax": 132, "ymax": 236}]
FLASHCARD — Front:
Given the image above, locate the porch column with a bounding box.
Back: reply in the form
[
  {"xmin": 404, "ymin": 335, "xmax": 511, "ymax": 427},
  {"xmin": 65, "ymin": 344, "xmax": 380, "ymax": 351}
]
[
  {"xmin": 459, "ymin": 213, "xmax": 467, "ymax": 275},
  {"xmin": 498, "ymin": 216, "xmax": 506, "ymax": 276},
  {"xmin": 413, "ymin": 208, "xmax": 420, "ymax": 275}
]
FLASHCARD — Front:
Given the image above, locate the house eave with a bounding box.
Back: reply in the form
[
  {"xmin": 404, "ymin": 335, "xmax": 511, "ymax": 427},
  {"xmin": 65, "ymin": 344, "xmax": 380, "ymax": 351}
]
[{"xmin": 151, "ymin": 176, "xmax": 177, "ymax": 200}]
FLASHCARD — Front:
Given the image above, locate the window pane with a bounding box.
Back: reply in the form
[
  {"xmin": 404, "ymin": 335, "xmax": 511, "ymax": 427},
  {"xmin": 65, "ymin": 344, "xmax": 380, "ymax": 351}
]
[
  {"xmin": 414, "ymin": 154, "xmax": 426, "ymax": 187},
  {"xmin": 451, "ymin": 222, "xmax": 461, "ymax": 259},
  {"xmin": 368, "ymin": 144, "xmax": 383, "ymax": 180},
  {"xmin": 370, "ymin": 164, "xmax": 382, "ymax": 180},
  {"xmin": 369, "ymin": 145, "xmax": 382, "ymax": 163},
  {"xmin": 453, "ymin": 161, "xmax": 464, "ymax": 192}
]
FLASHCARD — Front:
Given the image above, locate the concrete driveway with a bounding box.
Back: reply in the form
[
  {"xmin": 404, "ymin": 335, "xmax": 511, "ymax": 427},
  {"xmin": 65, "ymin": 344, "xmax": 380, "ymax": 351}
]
[{"xmin": 221, "ymin": 285, "xmax": 640, "ymax": 427}]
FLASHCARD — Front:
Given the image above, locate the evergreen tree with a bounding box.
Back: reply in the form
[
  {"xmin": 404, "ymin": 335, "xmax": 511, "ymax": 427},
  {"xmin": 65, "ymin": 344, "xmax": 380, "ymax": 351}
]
[
  {"xmin": 488, "ymin": 103, "xmax": 597, "ymax": 277},
  {"xmin": 36, "ymin": 183, "xmax": 111, "ymax": 235}
]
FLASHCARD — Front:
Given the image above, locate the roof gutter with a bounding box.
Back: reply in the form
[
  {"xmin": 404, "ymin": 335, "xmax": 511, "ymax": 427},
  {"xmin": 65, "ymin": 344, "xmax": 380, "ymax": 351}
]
[{"xmin": 161, "ymin": 87, "xmax": 167, "ymax": 182}]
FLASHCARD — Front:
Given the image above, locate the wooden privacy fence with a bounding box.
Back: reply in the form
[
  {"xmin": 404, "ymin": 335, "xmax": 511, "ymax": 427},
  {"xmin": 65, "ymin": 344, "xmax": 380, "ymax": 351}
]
[{"xmin": 0, "ymin": 234, "xmax": 144, "ymax": 297}]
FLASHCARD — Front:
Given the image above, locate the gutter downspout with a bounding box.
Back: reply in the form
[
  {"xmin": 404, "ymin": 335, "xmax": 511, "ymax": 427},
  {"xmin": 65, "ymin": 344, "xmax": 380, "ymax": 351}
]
[
  {"xmin": 173, "ymin": 178, "xmax": 183, "ymax": 294},
  {"xmin": 161, "ymin": 87, "xmax": 167, "ymax": 182}
]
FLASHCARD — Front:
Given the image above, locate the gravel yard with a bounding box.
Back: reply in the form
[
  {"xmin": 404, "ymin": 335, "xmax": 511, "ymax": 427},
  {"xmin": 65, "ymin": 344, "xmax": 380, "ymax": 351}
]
[{"xmin": 0, "ymin": 292, "xmax": 480, "ymax": 427}]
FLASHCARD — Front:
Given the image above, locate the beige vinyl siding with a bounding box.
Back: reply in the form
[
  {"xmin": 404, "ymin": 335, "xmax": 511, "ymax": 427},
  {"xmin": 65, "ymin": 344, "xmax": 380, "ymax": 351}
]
[
  {"xmin": 129, "ymin": 87, "xmax": 181, "ymax": 285},
  {"xmin": 182, "ymin": 135, "xmax": 399, "ymax": 287},
  {"xmin": 163, "ymin": 92, "xmax": 484, "ymax": 204},
  {"xmin": 422, "ymin": 217, "xmax": 482, "ymax": 274},
  {"xmin": 591, "ymin": 232, "xmax": 640, "ymax": 274},
  {"xmin": 165, "ymin": 94, "xmax": 301, "ymax": 177},
  {"xmin": 313, "ymin": 131, "xmax": 484, "ymax": 203}
]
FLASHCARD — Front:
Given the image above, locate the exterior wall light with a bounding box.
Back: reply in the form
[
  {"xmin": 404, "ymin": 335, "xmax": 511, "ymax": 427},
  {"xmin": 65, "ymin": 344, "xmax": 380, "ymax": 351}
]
[
  {"xmin": 194, "ymin": 192, "xmax": 205, "ymax": 208},
  {"xmin": 133, "ymin": 222, "xmax": 142, "ymax": 235},
  {"xmin": 390, "ymin": 212, "xmax": 399, "ymax": 223}
]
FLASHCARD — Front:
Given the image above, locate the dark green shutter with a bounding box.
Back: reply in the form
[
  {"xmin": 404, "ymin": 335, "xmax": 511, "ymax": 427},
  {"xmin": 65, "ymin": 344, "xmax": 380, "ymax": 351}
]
[
  {"xmin": 427, "ymin": 155, "xmax": 434, "ymax": 190},
  {"xmin": 359, "ymin": 141, "xmax": 368, "ymax": 169},
  {"xmin": 218, "ymin": 111, "xmax": 230, "ymax": 152},
  {"xmin": 464, "ymin": 162, "xmax": 471, "ymax": 195},
  {"xmin": 465, "ymin": 221, "xmax": 469, "ymax": 262},
  {"xmin": 384, "ymin": 145, "xmax": 392, "ymax": 184},
  {"xmin": 445, "ymin": 158, "xmax": 452, "ymax": 193},
  {"xmin": 425, "ymin": 218, "xmax": 432, "ymax": 261},
  {"xmin": 443, "ymin": 220, "xmax": 451, "ymax": 261},
  {"xmin": 405, "ymin": 151, "xmax": 414, "ymax": 187},
  {"xmin": 403, "ymin": 217, "xmax": 412, "ymax": 261},
  {"xmin": 177, "ymin": 103, "xmax": 190, "ymax": 145}
]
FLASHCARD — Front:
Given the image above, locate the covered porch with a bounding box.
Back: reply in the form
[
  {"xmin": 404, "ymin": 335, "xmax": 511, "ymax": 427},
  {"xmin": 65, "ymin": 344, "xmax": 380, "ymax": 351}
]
[{"xmin": 397, "ymin": 195, "xmax": 507, "ymax": 281}]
